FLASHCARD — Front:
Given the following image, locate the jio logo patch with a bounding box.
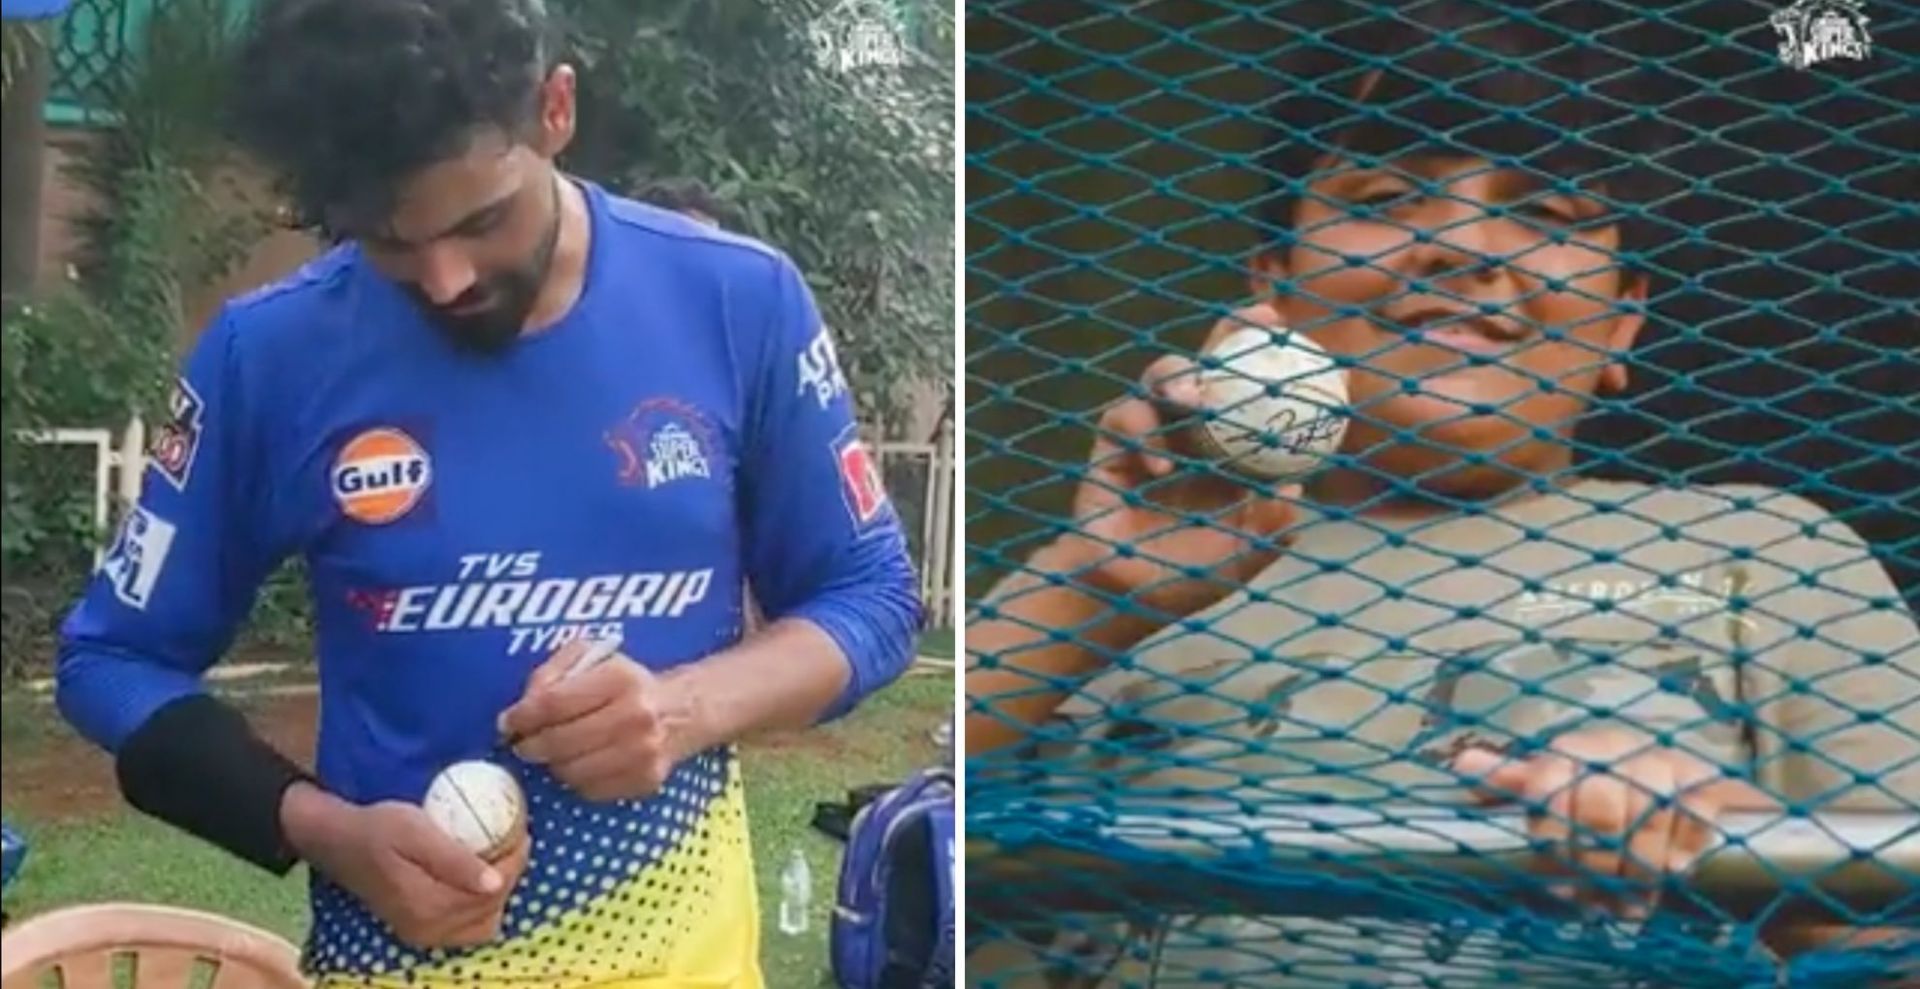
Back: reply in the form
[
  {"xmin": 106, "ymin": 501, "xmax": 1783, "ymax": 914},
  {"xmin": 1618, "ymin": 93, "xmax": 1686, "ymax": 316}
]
[{"xmin": 332, "ymin": 428, "xmax": 432, "ymax": 525}]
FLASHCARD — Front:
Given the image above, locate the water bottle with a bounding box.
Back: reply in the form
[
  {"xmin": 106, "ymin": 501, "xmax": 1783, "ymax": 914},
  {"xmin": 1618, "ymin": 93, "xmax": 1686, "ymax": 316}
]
[
  {"xmin": 932, "ymin": 719, "xmax": 955, "ymax": 768},
  {"xmin": 778, "ymin": 847, "xmax": 811, "ymax": 935}
]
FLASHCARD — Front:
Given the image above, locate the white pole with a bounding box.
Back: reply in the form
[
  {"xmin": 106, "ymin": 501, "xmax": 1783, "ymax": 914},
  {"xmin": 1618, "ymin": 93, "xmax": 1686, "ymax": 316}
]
[
  {"xmin": 927, "ymin": 422, "xmax": 954, "ymax": 628},
  {"xmin": 118, "ymin": 414, "xmax": 145, "ymax": 510},
  {"xmin": 918, "ymin": 442, "xmax": 940, "ymax": 609},
  {"xmin": 90, "ymin": 433, "xmax": 111, "ymax": 568}
]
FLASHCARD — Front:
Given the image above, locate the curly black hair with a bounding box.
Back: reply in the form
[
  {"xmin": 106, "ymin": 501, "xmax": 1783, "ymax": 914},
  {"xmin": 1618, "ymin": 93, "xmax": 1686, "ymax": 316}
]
[
  {"xmin": 629, "ymin": 176, "xmax": 742, "ymax": 230},
  {"xmin": 1256, "ymin": 0, "xmax": 1682, "ymax": 262},
  {"xmin": 231, "ymin": 0, "xmax": 556, "ymax": 233}
]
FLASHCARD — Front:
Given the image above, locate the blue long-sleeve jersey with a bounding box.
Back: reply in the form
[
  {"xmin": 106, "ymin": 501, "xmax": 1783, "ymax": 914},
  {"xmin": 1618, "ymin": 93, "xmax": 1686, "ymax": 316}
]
[{"xmin": 56, "ymin": 182, "xmax": 922, "ymax": 988}]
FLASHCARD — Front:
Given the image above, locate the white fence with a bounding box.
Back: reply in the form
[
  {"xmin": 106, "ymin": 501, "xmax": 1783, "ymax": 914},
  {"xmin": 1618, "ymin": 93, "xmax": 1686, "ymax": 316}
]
[
  {"xmin": 14, "ymin": 417, "xmax": 957, "ymax": 629},
  {"xmin": 875, "ymin": 423, "xmax": 957, "ymax": 630},
  {"xmin": 10, "ymin": 419, "xmax": 148, "ymax": 568}
]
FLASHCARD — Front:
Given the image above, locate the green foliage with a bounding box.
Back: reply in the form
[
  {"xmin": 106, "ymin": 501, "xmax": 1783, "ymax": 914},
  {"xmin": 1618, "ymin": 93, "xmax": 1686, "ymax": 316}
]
[
  {"xmin": 1, "ymin": 20, "xmax": 41, "ymax": 101},
  {"xmin": 65, "ymin": 0, "xmax": 264, "ymax": 310},
  {"xmin": 0, "ymin": 295, "xmax": 151, "ymax": 563},
  {"xmin": 556, "ymin": 0, "xmax": 954, "ymax": 425},
  {"xmin": 1, "ymin": 0, "xmax": 270, "ymax": 676}
]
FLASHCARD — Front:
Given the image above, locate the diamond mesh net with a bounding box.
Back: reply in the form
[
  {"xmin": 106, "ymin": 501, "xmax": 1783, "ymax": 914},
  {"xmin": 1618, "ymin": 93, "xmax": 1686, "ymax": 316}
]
[{"xmin": 963, "ymin": 1, "xmax": 1917, "ymax": 986}]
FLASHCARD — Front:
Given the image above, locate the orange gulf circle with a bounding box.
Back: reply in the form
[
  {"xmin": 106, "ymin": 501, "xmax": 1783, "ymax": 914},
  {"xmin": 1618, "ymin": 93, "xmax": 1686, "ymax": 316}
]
[{"xmin": 332, "ymin": 428, "xmax": 432, "ymax": 524}]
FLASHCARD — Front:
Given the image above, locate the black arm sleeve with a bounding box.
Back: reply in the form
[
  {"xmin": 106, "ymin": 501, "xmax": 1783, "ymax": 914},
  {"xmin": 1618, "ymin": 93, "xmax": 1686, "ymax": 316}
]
[{"xmin": 114, "ymin": 694, "xmax": 314, "ymax": 875}]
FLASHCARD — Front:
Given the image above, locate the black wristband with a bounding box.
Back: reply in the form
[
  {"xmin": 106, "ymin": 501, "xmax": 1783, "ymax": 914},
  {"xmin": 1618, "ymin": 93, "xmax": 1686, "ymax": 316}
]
[{"xmin": 115, "ymin": 694, "xmax": 314, "ymax": 875}]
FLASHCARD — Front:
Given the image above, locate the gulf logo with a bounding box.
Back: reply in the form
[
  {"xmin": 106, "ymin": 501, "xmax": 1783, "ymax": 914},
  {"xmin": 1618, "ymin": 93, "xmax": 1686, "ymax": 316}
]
[{"xmin": 332, "ymin": 428, "xmax": 432, "ymax": 525}]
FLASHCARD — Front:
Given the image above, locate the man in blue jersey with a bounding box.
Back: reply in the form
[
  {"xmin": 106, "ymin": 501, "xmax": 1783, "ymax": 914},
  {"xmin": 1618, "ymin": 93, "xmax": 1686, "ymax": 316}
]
[{"xmin": 53, "ymin": 1, "xmax": 924, "ymax": 986}]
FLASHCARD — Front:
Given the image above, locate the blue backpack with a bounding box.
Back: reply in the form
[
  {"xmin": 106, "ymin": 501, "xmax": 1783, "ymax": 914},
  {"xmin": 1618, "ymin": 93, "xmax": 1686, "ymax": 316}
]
[
  {"xmin": 2, "ymin": 822, "xmax": 26, "ymax": 927},
  {"xmin": 827, "ymin": 768, "xmax": 956, "ymax": 989},
  {"xmin": 0, "ymin": 823, "xmax": 24, "ymax": 893}
]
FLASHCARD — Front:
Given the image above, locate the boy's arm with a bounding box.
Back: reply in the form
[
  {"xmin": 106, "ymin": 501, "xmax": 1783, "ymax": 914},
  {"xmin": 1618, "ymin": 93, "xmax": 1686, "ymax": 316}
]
[
  {"xmin": 966, "ymin": 541, "xmax": 1171, "ymax": 756},
  {"xmin": 969, "ymin": 307, "xmax": 1299, "ymax": 756}
]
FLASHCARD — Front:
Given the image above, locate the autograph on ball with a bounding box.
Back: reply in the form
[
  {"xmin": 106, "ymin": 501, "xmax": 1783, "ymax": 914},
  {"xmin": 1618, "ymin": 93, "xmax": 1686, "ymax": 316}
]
[{"xmin": 1260, "ymin": 405, "xmax": 1346, "ymax": 455}]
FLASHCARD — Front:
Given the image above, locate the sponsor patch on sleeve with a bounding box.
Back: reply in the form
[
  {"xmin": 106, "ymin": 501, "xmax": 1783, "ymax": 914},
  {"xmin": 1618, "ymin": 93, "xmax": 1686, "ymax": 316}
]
[
  {"xmin": 833, "ymin": 426, "xmax": 890, "ymax": 531},
  {"xmin": 797, "ymin": 326, "xmax": 850, "ymax": 410},
  {"xmin": 149, "ymin": 378, "xmax": 205, "ymax": 491},
  {"xmin": 101, "ymin": 506, "xmax": 177, "ymax": 610}
]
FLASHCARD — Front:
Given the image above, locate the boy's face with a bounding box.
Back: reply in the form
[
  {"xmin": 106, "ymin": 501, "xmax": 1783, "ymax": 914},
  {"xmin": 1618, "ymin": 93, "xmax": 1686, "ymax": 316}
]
[{"xmin": 1256, "ymin": 154, "xmax": 1646, "ymax": 497}]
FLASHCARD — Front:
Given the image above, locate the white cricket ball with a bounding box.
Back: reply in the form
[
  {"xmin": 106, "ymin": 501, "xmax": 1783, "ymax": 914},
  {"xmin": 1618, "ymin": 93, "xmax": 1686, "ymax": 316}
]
[
  {"xmin": 1194, "ymin": 325, "xmax": 1349, "ymax": 480},
  {"xmin": 422, "ymin": 760, "xmax": 526, "ymax": 862}
]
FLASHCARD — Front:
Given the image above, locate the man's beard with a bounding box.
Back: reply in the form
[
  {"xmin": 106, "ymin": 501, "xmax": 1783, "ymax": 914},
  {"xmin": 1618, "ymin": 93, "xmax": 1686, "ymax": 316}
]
[
  {"xmin": 415, "ymin": 265, "xmax": 546, "ymax": 354},
  {"xmin": 415, "ymin": 181, "xmax": 565, "ymax": 355}
]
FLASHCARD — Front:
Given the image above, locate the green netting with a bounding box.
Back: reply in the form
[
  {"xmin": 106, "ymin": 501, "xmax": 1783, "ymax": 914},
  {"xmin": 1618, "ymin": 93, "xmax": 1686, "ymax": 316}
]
[
  {"xmin": 963, "ymin": 1, "xmax": 1916, "ymax": 986},
  {"xmin": 44, "ymin": 0, "xmax": 150, "ymax": 124}
]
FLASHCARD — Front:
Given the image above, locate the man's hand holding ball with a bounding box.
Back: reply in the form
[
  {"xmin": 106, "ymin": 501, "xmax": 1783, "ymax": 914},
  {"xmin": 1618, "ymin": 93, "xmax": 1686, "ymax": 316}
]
[
  {"xmin": 500, "ymin": 637, "xmax": 686, "ymax": 803},
  {"xmin": 280, "ymin": 780, "xmax": 529, "ymax": 950},
  {"xmin": 277, "ymin": 632, "xmax": 671, "ymax": 950}
]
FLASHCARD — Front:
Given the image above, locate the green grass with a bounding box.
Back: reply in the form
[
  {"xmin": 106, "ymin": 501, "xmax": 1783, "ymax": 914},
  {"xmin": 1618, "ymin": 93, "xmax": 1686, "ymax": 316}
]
[
  {"xmin": 0, "ymin": 691, "xmax": 49, "ymax": 755},
  {"xmin": 2, "ymin": 814, "xmax": 315, "ymax": 937},
  {"xmin": 917, "ymin": 626, "xmax": 955, "ymax": 660},
  {"xmin": 0, "ymin": 671, "xmax": 951, "ymax": 989},
  {"xmin": 749, "ymin": 672, "xmax": 951, "ymax": 985}
]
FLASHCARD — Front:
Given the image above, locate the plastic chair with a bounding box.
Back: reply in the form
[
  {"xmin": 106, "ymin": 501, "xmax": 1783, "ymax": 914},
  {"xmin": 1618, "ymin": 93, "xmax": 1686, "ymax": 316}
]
[{"xmin": 0, "ymin": 903, "xmax": 306, "ymax": 989}]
